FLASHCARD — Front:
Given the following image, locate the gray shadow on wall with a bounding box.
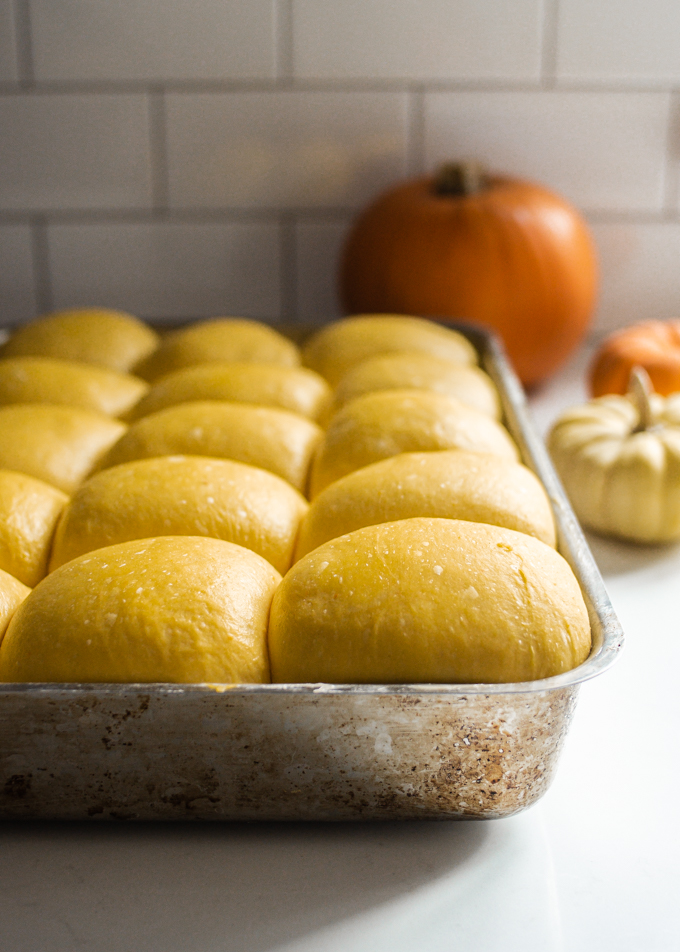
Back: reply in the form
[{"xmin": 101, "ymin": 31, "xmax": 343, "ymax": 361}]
[{"xmin": 0, "ymin": 818, "xmax": 490, "ymax": 952}]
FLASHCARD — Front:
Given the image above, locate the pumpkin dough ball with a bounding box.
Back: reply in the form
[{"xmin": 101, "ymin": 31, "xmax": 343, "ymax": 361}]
[
  {"xmin": 0, "ymin": 308, "xmax": 158, "ymax": 373},
  {"xmin": 51, "ymin": 455, "xmax": 308, "ymax": 575},
  {"xmin": 0, "ymin": 568, "xmax": 30, "ymax": 644},
  {"xmin": 0, "ymin": 405, "xmax": 126, "ymax": 494},
  {"xmin": 0, "ymin": 357, "xmax": 148, "ymax": 418},
  {"xmin": 98, "ymin": 401, "xmax": 321, "ymax": 494},
  {"xmin": 302, "ymin": 314, "xmax": 477, "ymax": 386},
  {"xmin": 0, "ymin": 470, "xmax": 68, "ymax": 586},
  {"xmin": 308, "ymin": 389, "xmax": 518, "ymax": 498},
  {"xmin": 135, "ymin": 318, "xmax": 300, "ymax": 381},
  {"xmin": 129, "ymin": 362, "xmax": 331, "ymax": 423},
  {"xmin": 296, "ymin": 450, "xmax": 555, "ymax": 558},
  {"xmin": 0, "ymin": 536, "xmax": 281, "ymax": 684},
  {"xmin": 270, "ymin": 518, "xmax": 591, "ymax": 684},
  {"xmin": 332, "ymin": 353, "xmax": 501, "ymax": 420}
]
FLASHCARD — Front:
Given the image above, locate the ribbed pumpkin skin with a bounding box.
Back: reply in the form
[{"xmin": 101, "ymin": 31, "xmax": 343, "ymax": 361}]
[
  {"xmin": 340, "ymin": 175, "xmax": 598, "ymax": 387},
  {"xmin": 590, "ymin": 321, "xmax": 680, "ymax": 397}
]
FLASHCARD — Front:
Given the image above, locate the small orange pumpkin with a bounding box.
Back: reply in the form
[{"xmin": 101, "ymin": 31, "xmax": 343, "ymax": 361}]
[
  {"xmin": 340, "ymin": 163, "xmax": 598, "ymax": 387},
  {"xmin": 590, "ymin": 321, "xmax": 680, "ymax": 397}
]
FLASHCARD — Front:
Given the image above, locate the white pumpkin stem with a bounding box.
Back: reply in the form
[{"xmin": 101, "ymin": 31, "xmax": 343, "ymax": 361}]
[{"xmin": 628, "ymin": 365, "xmax": 654, "ymax": 433}]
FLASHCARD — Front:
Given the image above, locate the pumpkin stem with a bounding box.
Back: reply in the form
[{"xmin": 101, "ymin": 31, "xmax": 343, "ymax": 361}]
[
  {"xmin": 628, "ymin": 365, "xmax": 654, "ymax": 433},
  {"xmin": 434, "ymin": 161, "xmax": 488, "ymax": 197}
]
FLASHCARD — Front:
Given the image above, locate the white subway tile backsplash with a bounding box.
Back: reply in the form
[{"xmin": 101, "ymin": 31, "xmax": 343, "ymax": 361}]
[
  {"xmin": 0, "ymin": 0, "xmax": 18, "ymax": 83},
  {"xmin": 424, "ymin": 92, "xmax": 669, "ymax": 212},
  {"xmin": 293, "ymin": 0, "xmax": 542, "ymax": 81},
  {"xmin": 557, "ymin": 0, "xmax": 680, "ymax": 83},
  {"xmin": 48, "ymin": 222, "xmax": 281, "ymax": 320},
  {"xmin": 166, "ymin": 92, "xmax": 408, "ymax": 210},
  {"xmin": 295, "ymin": 219, "xmax": 351, "ymax": 323},
  {"xmin": 0, "ymin": 225, "xmax": 38, "ymax": 324},
  {"xmin": 0, "ymin": 95, "xmax": 152, "ymax": 211},
  {"xmin": 590, "ymin": 222, "xmax": 680, "ymax": 334},
  {"xmin": 30, "ymin": 0, "xmax": 276, "ymax": 82},
  {"xmin": 0, "ymin": 1, "xmax": 676, "ymax": 333}
]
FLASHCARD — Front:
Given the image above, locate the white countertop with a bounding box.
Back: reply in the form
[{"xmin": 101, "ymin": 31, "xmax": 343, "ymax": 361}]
[{"xmin": 1, "ymin": 345, "xmax": 678, "ymax": 952}]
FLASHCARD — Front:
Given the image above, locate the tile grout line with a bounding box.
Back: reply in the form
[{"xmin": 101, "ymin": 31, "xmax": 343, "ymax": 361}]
[
  {"xmin": 279, "ymin": 211, "xmax": 297, "ymax": 322},
  {"xmin": 30, "ymin": 216, "xmax": 52, "ymax": 313},
  {"xmin": 148, "ymin": 88, "xmax": 170, "ymax": 214},
  {"xmin": 13, "ymin": 0, "xmax": 35, "ymax": 88},
  {"xmin": 4, "ymin": 208, "xmax": 680, "ymax": 226},
  {"xmin": 274, "ymin": 0, "xmax": 294, "ymax": 87},
  {"xmin": 0, "ymin": 207, "xmax": 359, "ymax": 225},
  {"xmin": 2, "ymin": 78, "xmax": 680, "ymax": 97},
  {"xmin": 661, "ymin": 92, "xmax": 679, "ymax": 212},
  {"xmin": 586, "ymin": 209, "xmax": 680, "ymax": 224},
  {"xmin": 540, "ymin": 0, "xmax": 560, "ymax": 88},
  {"xmin": 405, "ymin": 87, "xmax": 426, "ymax": 178}
]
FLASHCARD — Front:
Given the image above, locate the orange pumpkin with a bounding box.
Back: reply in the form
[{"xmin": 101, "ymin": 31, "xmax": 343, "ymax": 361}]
[
  {"xmin": 340, "ymin": 163, "xmax": 598, "ymax": 387},
  {"xmin": 590, "ymin": 320, "xmax": 680, "ymax": 397}
]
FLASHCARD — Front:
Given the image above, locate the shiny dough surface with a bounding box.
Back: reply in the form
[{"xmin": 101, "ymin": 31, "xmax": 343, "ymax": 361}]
[
  {"xmin": 0, "ymin": 357, "xmax": 148, "ymax": 417},
  {"xmin": 0, "ymin": 309, "xmax": 158, "ymax": 373},
  {"xmin": 98, "ymin": 401, "xmax": 321, "ymax": 494},
  {"xmin": 135, "ymin": 318, "xmax": 300, "ymax": 381},
  {"xmin": 302, "ymin": 314, "xmax": 477, "ymax": 386},
  {"xmin": 0, "ymin": 404, "xmax": 126, "ymax": 494},
  {"xmin": 51, "ymin": 455, "xmax": 308, "ymax": 575},
  {"xmin": 332, "ymin": 353, "xmax": 500, "ymax": 419},
  {"xmin": 270, "ymin": 518, "xmax": 591, "ymax": 685},
  {"xmin": 130, "ymin": 362, "xmax": 330, "ymax": 422},
  {"xmin": 296, "ymin": 450, "xmax": 556, "ymax": 558},
  {"xmin": 0, "ymin": 568, "xmax": 30, "ymax": 644},
  {"xmin": 309, "ymin": 389, "xmax": 518, "ymax": 497},
  {"xmin": 0, "ymin": 470, "xmax": 68, "ymax": 586},
  {"xmin": 0, "ymin": 536, "xmax": 281, "ymax": 684}
]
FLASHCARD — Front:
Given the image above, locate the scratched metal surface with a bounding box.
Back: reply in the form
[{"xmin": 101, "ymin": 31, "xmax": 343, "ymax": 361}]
[
  {"xmin": 0, "ymin": 685, "xmax": 578, "ymax": 820},
  {"xmin": 0, "ymin": 322, "xmax": 623, "ymax": 821}
]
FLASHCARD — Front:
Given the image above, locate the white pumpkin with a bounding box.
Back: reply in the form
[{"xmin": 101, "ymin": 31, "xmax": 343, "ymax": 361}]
[{"xmin": 548, "ymin": 369, "xmax": 680, "ymax": 543}]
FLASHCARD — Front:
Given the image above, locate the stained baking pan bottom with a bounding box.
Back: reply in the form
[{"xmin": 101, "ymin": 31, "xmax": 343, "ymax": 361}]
[{"xmin": 0, "ymin": 683, "xmax": 578, "ymax": 820}]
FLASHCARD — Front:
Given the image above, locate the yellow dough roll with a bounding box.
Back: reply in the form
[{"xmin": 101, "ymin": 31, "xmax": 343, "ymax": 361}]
[
  {"xmin": 129, "ymin": 361, "xmax": 331, "ymax": 423},
  {"xmin": 0, "ymin": 356, "xmax": 148, "ymax": 417},
  {"xmin": 296, "ymin": 450, "xmax": 556, "ymax": 559},
  {"xmin": 269, "ymin": 518, "xmax": 591, "ymax": 685},
  {"xmin": 0, "ymin": 470, "xmax": 68, "ymax": 586},
  {"xmin": 0, "ymin": 568, "xmax": 30, "ymax": 644},
  {"xmin": 0, "ymin": 536, "xmax": 281, "ymax": 684},
  {"xmin": 332, "ymin": 353, "xmax": 501, "ymax": 420},
  {"xmin": 50, "ymin": 455, "xmax": 308, "ymax": 575},
  {"xmin": 0, "ymin": 309, "xmax": 158, "ymax": 373},
  {"xmin": 302, "ymin": 314, "xmax": 477, "ymax": 386},
  {"xmin": 308, "ymin": 389, "xmax": 519, "ymax": 498},
  {"xmin": 135, "ymin": 318, "xmax": 300, "ymax": 381},
  {"xmin": 0, "ymin": 405, "xmax": 126, "ymax": 494},
  {"xmin": 98, "ymin": 401, "xmax": 322, "ymax": 494}
]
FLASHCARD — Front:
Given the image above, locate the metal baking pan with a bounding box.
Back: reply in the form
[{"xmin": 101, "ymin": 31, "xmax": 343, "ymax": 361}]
[{"xmin": 0, "ymin": 321, "xmax": 623, "ymax": 821}]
